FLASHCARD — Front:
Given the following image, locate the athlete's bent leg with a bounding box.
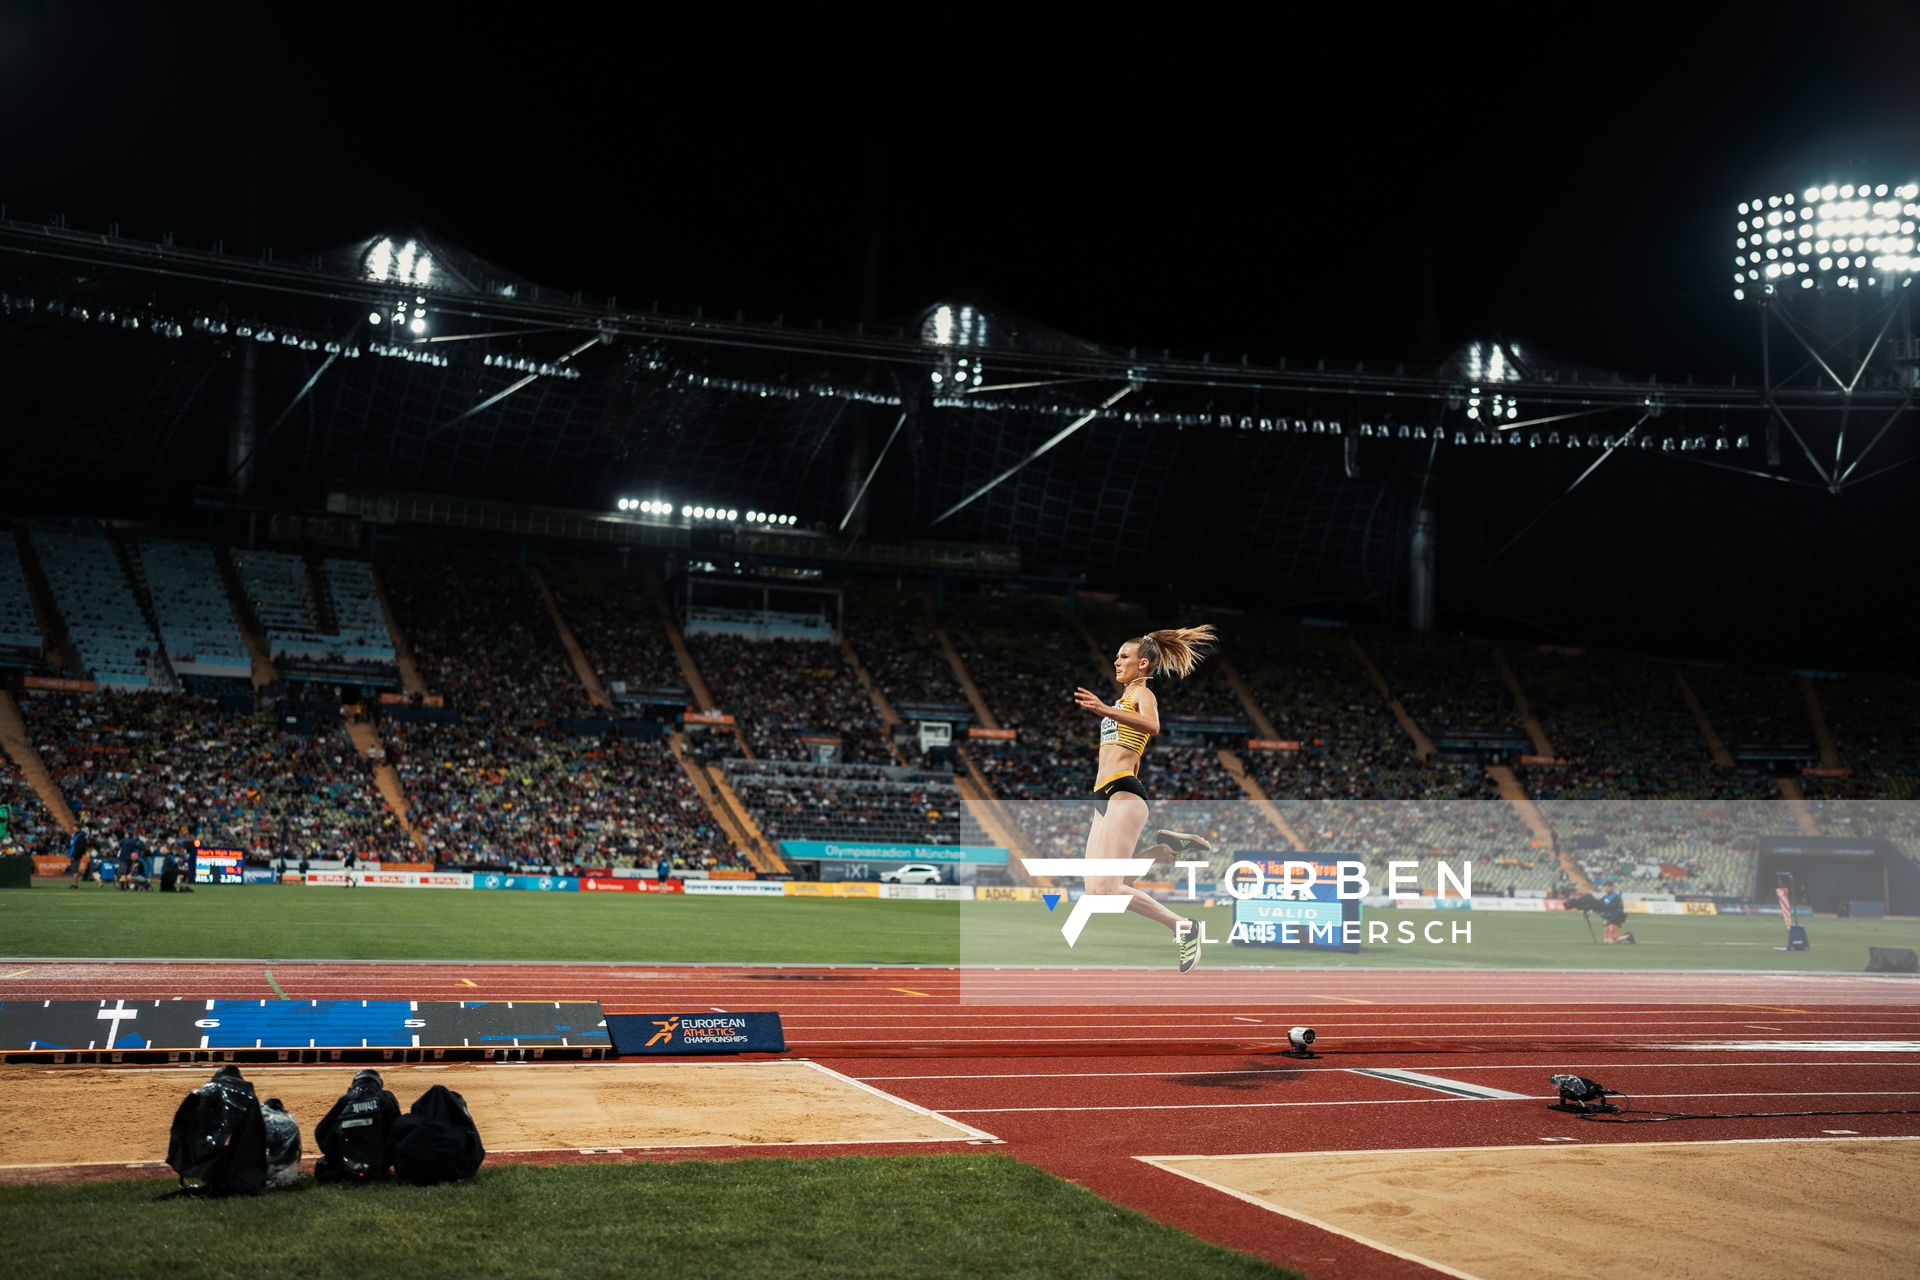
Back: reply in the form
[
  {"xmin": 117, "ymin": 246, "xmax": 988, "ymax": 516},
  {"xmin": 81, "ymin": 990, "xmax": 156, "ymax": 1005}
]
[{"xmin": 1092, "ymin": 792, "xmax": 1187, "ymax": 933}]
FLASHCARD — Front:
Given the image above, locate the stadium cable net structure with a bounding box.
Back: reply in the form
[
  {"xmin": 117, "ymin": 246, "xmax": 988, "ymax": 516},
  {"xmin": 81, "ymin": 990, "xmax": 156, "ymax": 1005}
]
[{"xmin": 0, "ymin": 203, "xmax": 1915, "ymax": 662}]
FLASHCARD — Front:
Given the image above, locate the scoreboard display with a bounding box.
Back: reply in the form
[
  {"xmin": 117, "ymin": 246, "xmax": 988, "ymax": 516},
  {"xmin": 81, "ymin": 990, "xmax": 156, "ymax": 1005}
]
[
  {"xmin": 193, "ymin": 846, "xmax": 247, "ymax": 885},
  {"xmin": 1229, "ymin": 856, "xmax": 1362, "ymax": 953}
]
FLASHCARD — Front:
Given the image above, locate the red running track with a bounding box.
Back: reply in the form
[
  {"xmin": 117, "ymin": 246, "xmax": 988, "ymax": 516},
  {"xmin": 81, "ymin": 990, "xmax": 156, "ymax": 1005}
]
[{"xmin": 7, "ymin": 962, "xmax": 1919, "ymax": 1279}]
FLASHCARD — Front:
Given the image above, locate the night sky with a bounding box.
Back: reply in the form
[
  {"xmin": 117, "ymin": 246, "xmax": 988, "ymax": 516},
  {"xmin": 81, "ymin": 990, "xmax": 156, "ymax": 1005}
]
[{"xmin": 4, "ymin": 4, "xmax": 1920, "ymax": 380}]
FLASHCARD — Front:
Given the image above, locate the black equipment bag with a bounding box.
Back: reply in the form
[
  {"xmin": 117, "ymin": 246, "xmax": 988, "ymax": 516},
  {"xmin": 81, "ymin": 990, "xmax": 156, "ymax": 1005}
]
[
  {"xmin": 166, "ymin": 1065, "xmax": 268, "ymax": 1195},
  {"xmin": 314, "ymin": 1069, "xmax": 400, "ymax": 1182},
  {"xmin": 1867, "ymin": 947, "xmax": 1918, "ymax": 973},
  {"xmin": 260, "ymin": 1097, "xmax": 303, "ymax": 1188},
  {"xmin": 389, "ymin": 1085, "xmax": 486, "ymax": 1184}
]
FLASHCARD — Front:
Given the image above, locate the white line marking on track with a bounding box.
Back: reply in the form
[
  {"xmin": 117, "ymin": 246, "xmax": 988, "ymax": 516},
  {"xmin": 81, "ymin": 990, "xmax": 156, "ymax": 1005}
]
[
  {"xmin": 1139, "ymin": 1156, "xmax": 1485, "ymax": 1280},
  {"xmin": 796, "ymin": 1061, "xmax": 1000, "ymax": 1142},
  {"xmin": 1138, "ymin": 1135, "xmax": 1920, "ymax": 1163},
  {"xmin": 942, "ymin": 1090, "xmax": 1920, "ymax": 1114},
  {"xmin": 1661, "ymin": 1041, "xmax": 1920, "ymax": 1052},
  {"xmin": 1348, "ymin": 1069, "xmax": 1532, "ymax": 1100},
  {"xmin": 790, "ymin": 1033, "xmax": 1920, "ymax": 1045},
  {"xmin": 850, "ymin": 1061, "xmax": 1920, "ymax": 1082}
]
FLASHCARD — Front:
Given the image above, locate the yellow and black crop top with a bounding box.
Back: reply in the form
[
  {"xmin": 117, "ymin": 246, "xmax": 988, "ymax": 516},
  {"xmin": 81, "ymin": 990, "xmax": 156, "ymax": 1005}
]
[{"xmin": 1098, "ymin": 689, "xmax": 1151, "ymax": 757}]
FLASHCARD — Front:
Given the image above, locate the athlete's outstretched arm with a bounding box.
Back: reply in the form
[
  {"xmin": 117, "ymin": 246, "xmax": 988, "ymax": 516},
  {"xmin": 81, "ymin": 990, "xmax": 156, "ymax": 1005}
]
[{"xmin": 1073, "ymin": 686, "xmax": 1160, "ymax": 735}]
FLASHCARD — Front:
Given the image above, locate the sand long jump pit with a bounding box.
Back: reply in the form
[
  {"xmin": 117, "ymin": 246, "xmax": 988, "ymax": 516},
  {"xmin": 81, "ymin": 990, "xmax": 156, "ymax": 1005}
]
[
  {"xmin": 1143, "ymin": 1137, "xmax": 1920, "ymax": 1280},
  {"xmin": 0, "ymin": 1061, "xmax": 993, "ymax": 1173}
]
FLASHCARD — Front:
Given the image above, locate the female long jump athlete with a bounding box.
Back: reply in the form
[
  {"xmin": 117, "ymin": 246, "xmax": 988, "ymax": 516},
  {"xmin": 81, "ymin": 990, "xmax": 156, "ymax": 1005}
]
[{"xmin": 1071, "ymin": 625, "xmax": 1217, "ymax": 972}]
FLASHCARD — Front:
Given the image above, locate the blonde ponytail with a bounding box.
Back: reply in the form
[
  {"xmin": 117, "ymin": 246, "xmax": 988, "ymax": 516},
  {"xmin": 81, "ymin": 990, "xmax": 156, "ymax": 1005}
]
[{"xmin": 1136, "ymin": 624, "xmax": 1216, "ymax": 679}]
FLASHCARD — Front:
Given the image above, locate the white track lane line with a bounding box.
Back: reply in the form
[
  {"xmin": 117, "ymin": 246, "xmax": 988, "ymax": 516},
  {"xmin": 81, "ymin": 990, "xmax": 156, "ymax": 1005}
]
[
  {"xmin": 1657, "ymin": 1041, "xmax": 1920, "ymax": 1052},
  {"xmin": 1346, "ymin": 1069, "xmax": 1534, "ymax": 1100},
  {"xmin": 850, "ymin": 1061, "xmax": 1920, "ymax": 1081},
  {"xmin": 1140, "ymin": 1133, "xmax": 1920, "ymax": 1161},
  {"xmin": 1139, "ymin": 1156, "xmax": 1485, "ymax": 1280},
  {"xmin": 941, "ymin": 1089, "xmax": 1920, "ymax": 1114},
  {"xmin": 794, "ymin": 1061, "xmax": 1000, "ymax": 1142}
]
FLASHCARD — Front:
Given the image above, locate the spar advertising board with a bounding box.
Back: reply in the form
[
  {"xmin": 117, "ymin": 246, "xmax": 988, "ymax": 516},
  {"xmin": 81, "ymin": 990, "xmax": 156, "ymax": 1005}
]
[{"xmin": 304, "ymin": 871, "xmax": 474, "ymax": 889}]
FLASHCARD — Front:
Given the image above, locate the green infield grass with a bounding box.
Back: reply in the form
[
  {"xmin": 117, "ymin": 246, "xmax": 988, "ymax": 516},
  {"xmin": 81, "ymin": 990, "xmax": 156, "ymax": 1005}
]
[
  {"xmin": 1, "ymin": 879, "xmax": 1910, "ymax": 970},
  {"xmin": 0, "ymin": 1155, "xmax": 1295, "ymax": 1280}
]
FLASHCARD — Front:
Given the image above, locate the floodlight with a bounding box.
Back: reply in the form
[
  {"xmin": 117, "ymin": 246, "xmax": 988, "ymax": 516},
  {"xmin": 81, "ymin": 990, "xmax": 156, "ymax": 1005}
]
[
  {"xmin": 368, "ymin": 311, "xmax": 383, "ymax": 325},
  {"xmin": 409, "ymin": 318, "xmax": 426, "ymax": 334},
  {"xmin": 365, "ymin": 237, "xmax": 394, "ymax": 282},
  {"xmin": 725, "ymin": 510, "xmax": 737, "ymax": 521}
]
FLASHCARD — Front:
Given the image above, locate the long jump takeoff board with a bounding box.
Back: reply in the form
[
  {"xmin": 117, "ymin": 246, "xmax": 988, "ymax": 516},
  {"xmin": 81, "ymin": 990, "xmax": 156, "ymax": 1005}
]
[{"xmin": 0, "ymin": 1000, "xmax": 611, "ymax": 1064}]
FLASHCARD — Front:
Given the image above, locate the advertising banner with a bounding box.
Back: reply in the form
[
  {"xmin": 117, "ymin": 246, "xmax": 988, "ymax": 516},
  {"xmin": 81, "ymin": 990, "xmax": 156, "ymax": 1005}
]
[
  {"xmin": 976, "ymin": 885, "xmax": 1043, "ymax": 902},
  {"xmin": 582, "ymin": 877, "xmax": 638, "ymax": 893},
  {"xmin": 473, "ymin": 873, "xmax": 581, "ymax": 892},
  {"xmin": 242, "ymin": 867, "xmax": 279, "ymax": 884},
  {"xmin": 305, "ymin": 870, "xmax": 473, "ymax": 889},
  {"xmin": 783, "ymin": 881, "xmax": 881, "ymax": 898},
  {"xmin": 682, "ymin": 880, "xmax": 787, "ymax": 897},
  {"xmin": 605, "ymin": 1012, "xmax": 786, "ymax": 1055},
  {"xmin": 23, "ymin": 676, "xmax": 95, "ymax": 693},
  {"xmin": 778, "ymin": 841, "xmax": 1008, "ymax": 865},
  {"xmin": 879, "ymin": 883, "xmax": 976, "ymax": 901}
]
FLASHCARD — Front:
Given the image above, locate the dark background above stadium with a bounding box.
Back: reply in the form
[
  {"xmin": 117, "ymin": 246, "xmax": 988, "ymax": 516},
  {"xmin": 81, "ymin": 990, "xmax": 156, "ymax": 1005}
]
[
  {"xmin": 7, "ymin": 5, "xmax": 1920, "ymax": 372},
  {"xmin": 2, "ymin": 5, "xmax": 1919, "ymax": 667}
]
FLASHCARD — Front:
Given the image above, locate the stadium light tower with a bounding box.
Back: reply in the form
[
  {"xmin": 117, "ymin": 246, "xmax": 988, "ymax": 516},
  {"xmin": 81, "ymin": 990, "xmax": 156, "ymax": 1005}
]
[
  {"xmin": 1732, "ymin": 180, "xmax": 1919, "ymax": 492},
  {"xmin": 922, "ymin": 302, "xmax": 988, "ymax": 392}
]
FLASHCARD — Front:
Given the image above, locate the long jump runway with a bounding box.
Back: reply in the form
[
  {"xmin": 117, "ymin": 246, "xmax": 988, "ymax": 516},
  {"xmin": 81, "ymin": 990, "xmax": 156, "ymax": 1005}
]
[{"xmin": 5, "ymin": 962, "xmax": 1918, "ymax": 1279}]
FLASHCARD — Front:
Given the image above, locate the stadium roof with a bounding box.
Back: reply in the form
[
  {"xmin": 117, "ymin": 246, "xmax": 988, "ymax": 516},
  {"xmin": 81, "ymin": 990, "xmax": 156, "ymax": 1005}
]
[{"xmin": 1, "ymin": 211, "xmax": 1917, "ymax": 665}]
